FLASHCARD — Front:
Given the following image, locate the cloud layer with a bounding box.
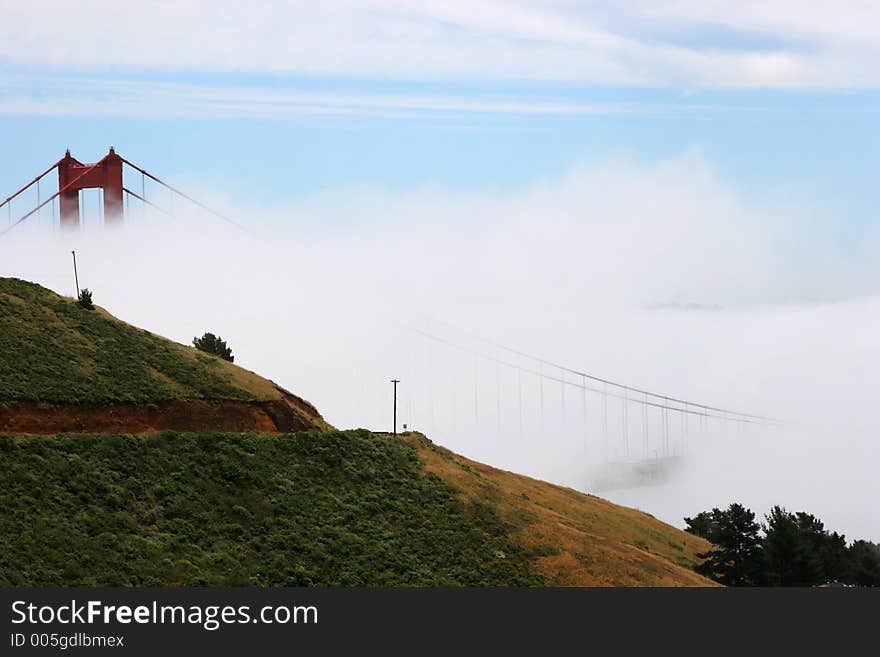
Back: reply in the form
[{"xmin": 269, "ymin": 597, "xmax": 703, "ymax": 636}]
[{"xmin": 2, "ymin": 1, "xmax": 879, "ymax": 89}]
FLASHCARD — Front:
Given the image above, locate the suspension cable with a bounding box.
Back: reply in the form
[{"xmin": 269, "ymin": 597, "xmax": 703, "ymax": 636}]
[
  {"xmin": 422, "ymin": 319, "xmax": 777, "ymax": 423},
  {"xmin": 119, "ymin": 157, "xmax": 249, "ymax": 233},
  {"xmin": 0, "ymin": 159, "xmax": 62, "ymax": 210},
  {"xmin": 411, "ymin": 327, "xmax": 765, "ymax": 424},
  {"xmin": 0, "ymin": 159, "xmax": 104, "ymax": 237},
  {"xmin": 122, "ymin": 187, "xmax": 172, "ymax": 216}
]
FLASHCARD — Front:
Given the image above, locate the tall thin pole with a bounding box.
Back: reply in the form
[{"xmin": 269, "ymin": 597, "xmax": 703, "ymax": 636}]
[
  {"xmin": 71, "ymin": 250, "xmax": 80, "ymax": 297},
  {"xmin": 495, "ymin": 357, "xmax": 501, "ymax": 436},
  {"xmin": 603, "ymin": 381, "xmax": 609, "ymax": 462},
  {"xmin": 582, "ymin": 374, "xmax": 587, "ymax": 452},
  {"xmin": 473, "ymin": 355, "xmax": 479, "ymax": 429},
  {"xmin": 539, "ymin": 362, "xmax": 544, "ymax": 431},
  {"xmin": 391, "ymin": 379, "xmax": 400, "ymax": 435},
  {"xmin": 517, "ymin": 367, "xmax": 523, "ymax": 440}
]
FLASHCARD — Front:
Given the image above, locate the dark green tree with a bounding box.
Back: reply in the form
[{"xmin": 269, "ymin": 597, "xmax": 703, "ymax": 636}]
[
  {"xmin": 688, "ymin": 503, "xmax": 879, "ymax": 587},
  {"xmin": 77, "ymin": 288, "xmax": 94, "ymax": 310},
  {"xmin": 845, "ymin": 540, "xmax": 880, "ymax": 586},
  {"xmin": 693, "ymin": 503, "xmax": 763, "ymax": 586},
  {"xmin": 193, "ymin": 332, "xmax": 234, "ymax": 362},
  {"xmin": 684, "ymin": 511, "xmax": 718, "ymax": 541},
  {"xmin": 794, "ymin": 512, "xmax": 848, "ymax": 583},
  {"xmin": 763, "ymin": 506, "xmax": 824, "ymax": 586}
]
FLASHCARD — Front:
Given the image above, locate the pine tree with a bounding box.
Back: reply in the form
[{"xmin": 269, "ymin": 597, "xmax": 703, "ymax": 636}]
[
  {"xmin": 684, "ymin": 511, "xmax": 718, "ymax": 541},
  {"xmin": 846, "ymin": 540, "xmax": 880, "ymax": 586},
  {"xmin": 192, "ymin": 332, "xmax": 234, "ymax": 362},
  {"xmin": 763, "ymin": 506, "xmax": 824, "ymax": 586},
  {"xmin": 77, "ymin": 288, "xmax": 94, "ymax": 310},
  {"xmin": 694, "ymin": 503, "xmax": 763, "ymax": 586}
]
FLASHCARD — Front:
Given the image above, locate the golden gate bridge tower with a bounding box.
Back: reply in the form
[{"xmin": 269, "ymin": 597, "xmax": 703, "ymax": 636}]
[
  {"xmin": 57, "ymin": 148, "xmax": 124, "ymax": 229},
  {"xmin": 1, "ymin": 147, "xmax": 243, "ymax": 236}
]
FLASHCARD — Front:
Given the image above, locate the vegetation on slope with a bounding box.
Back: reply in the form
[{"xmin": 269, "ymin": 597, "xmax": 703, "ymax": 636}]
[
  {"xmin": 0, "ymin": 428, "xmax": 714, "ymax": 586},
  {"xmin": 401, "ymin": 433, "xmax": 715, "ymax": 586},
  {"xmin": 0, "ymin": 277, "xmax": 283, "ymax": 405},
  {"xmin": 0, "ymin": 430, "xmax": 540, "ymax": 586},
  {"xmin": 0, "ymin": 276, "xmax": 715, "ymax": 586}
]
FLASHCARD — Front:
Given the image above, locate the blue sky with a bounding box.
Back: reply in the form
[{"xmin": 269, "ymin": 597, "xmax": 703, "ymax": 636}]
[
  {"xmin": 2, "ymin": 81, "xmax": 877, "ymax": 243},
  {"xmin": 0, "ymin": 2, "xmax": 878, "ymax": 239}
]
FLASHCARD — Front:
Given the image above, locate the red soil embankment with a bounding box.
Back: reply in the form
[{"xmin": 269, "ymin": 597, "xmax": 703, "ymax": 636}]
[{"xmin": 0, "ymin": 397, "xmax": 326, "ymax": 435}]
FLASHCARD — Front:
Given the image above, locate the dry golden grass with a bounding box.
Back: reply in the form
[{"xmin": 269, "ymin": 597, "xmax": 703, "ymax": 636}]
[
  {"xmin": 400, "ymin": 433, "xmax": 717, "ymax": 587},
  {"xmin": 177, "ymin": 347, "xmax": 285, "ymax": 401}
]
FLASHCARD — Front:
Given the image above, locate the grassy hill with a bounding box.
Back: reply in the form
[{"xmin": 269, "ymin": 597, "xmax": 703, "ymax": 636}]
[
  {"xmin": 0, "ymin": 277, "xmax": 328, "ymax": 433},
  {"xmin": 403, "ymin": 433, "xmax": 713, "ymax": 585},
  {"xmin": 0, "ymin": 276, "xmax": 714, "ymax": 586},
  {"xmin": 0, "ymin": 429, "xmax": 713, "ymax": 586},
  {"xmin": 0, "ymin": 431, "xmax": 540, "ymax": 586}
]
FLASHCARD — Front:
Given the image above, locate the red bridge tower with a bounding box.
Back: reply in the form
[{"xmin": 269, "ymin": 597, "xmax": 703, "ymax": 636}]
[
  {"xmin": 1, "ymin": 148, "xmax": 245, "ymax": 237},
  {"xmin": 57, "ymin": 147, "xmax": 124, "ymax": 229}
]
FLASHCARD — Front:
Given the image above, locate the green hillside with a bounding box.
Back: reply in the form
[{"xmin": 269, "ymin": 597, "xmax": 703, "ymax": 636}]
[
  {"xmin": 0, "ymin": 429, "xmax": 713, "ymax": 586},
  {"xmin": 0, "ymin": 276, "xmax": 715, "ymax": 587},
  {"xmin": 0, "ymin": 277, "xmax": 328, "ymax": 433},
  {"xmin": 0, "ymin": 430, "xmax": 539, "ymax": 586},
  {"xmin": 0, "ymin": 277, "xmax": 281, "ymax": 404}
]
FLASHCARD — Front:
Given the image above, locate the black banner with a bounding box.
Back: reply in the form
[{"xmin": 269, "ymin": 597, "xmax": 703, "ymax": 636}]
[{"xmin": 1, "ymin": 587, "xmax": 875, "ymax": 654}]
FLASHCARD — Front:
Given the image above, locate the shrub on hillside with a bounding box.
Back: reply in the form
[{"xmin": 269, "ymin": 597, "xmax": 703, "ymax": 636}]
[
  {"xmin": 77, "ymin": 289, "xmax": 94, "ymax": 310},
  {"xmin": 193, "ymin": 332, "xmax": 234, "ymax": 362}
]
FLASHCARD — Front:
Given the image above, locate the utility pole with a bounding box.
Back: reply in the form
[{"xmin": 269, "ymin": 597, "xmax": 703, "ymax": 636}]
[
  {"xmin": 71, "ymin": 250, "xmax": 80, "ymax": 297},
  {"xmin": 391, "ymin": 379, "xmax": 400, "ymax": 435}
]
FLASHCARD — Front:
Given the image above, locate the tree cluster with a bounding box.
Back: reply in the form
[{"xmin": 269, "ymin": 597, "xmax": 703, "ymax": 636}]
[{"xmin": 685, "ymin": 503, "xmax": 879, "ymax": 587}]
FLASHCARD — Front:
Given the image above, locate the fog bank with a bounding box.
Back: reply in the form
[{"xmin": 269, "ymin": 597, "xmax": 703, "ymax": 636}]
[{"xmin": 2, "ymin": 153, "xmax": 877, "ymax": 540}]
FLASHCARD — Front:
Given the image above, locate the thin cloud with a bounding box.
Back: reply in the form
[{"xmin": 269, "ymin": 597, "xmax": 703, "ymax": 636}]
[
  {"xmin": 1, "ymin": 1, "xmax": 878, "ymax": 89},
  {"xmin": 0, "ymin": 73, "xmax": 723, "ymax": 119}
]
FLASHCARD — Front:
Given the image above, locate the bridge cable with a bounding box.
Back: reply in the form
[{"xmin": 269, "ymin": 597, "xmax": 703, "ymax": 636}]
[
  {"xmin": 119, "ymin": 157, "xmax": 249, "ymax": 233},
  {"xmin": 124, "ymin": 187, "xmax": 171, "ymax": 216},
  {"xmin": 0, "ymin": 159, "xmax": 104, "ymax": 238},
  {"xmin": 582, "ymin": 374, "xmax": 588, "ymax": 452},
  {"xmin": 539, "ymin": 361, "xmax": 545, "ymax": 431},
  {"xmin": 0, "ymin": 158, "xmax": 62, "ymax": 211},
  {"xmin": 496, "ymin": 355, "xmax": 501, "ymax": 436},
  {"xmin": 424, "ymin": 319, "xmax": 777, "ymax": 423},
  {"xmin": 603, "ymin": 382, "xmax": 609, "ymax": 462},
  {"xmin": 410, "ymin": 327, "xmax": 765, "ymax": 425},
  {"xmin": 518, "ymin": 367, "xmax": 524, "ymax": 440}
]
